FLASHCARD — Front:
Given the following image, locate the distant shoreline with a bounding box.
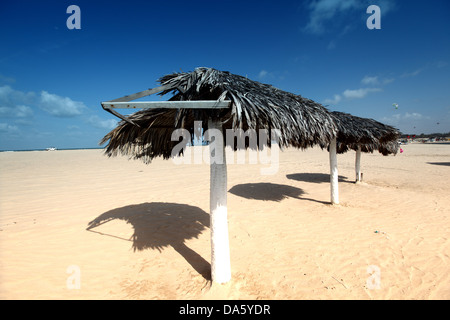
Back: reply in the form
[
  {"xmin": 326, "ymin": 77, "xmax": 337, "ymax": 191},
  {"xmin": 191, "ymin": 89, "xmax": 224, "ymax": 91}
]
[
  {"xmin": 0, "ymin": 147, "xmax": 105, "ymax": 153},
  {"xmin": 407, "ymin": 141, "xmax": 450, "ymax": 145},
  {"xmin": 2, "ymin": 141, "xmax": 450, "ymax": 153}
]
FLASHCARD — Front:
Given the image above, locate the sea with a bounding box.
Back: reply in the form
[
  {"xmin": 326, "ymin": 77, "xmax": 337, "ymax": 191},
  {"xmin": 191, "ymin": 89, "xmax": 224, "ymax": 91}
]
[{"xmin": 0, "ymin": 147, "xmax": 105, "ymax": 153}]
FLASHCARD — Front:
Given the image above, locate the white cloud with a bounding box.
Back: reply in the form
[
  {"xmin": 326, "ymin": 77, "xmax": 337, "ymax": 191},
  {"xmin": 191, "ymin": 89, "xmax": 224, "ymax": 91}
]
[
  {"xmin": 401, "ymin": 68, "xmax": 423, "ymax": 78},
  {"xmin": 303, "ymin": 0, "xmax": 360, "ymax": 34},
  {"xmin": 361, "ymin": 76, "xmax": 379, "ymax": 85},
  {"xmin": 86, "ymin": 115, "xmax": 117, "ymax": 130},
  {"xmin": 404, "ymin": 112, "xmax": 424, "ymax": 120},
  {"xmin": 0, "ymin": 85, "xmax": 90, "ymax": 120},
  {"xmin": 14, "ymin": 105, "xmax": 33, "ymax": 118},
  {"xmin": 374, "ymin": 0, "xmax": 397, "ymax": 16},
  {"xmin": 323, "ymin": 94, "xmax": 342, "ymax": 105},
  {"xmin": 380, "ymin": 114, "xmax": 399, "ymax": 125},
  {"xmin": 342, "ymin": 87, "xmax": 382, "ymax": 99},
  {"xmin": 0, "ymin": 85, "xmax": 35, "ymax": 119},
  {"xmin": 381, "ymin": 112, "xmax": 429, "ymax": 126},
  {"xmin": 0, "ymin": 105, "xmax": 33, "ymax": 118},
  {"xmin": 303, "ymin": 0, "xmax": 397, "ymax": 34},
  {"xmin": 0, "ymin": 122, "xmax": 19, "ymax": 134},
  {"xmin": 258, "ymin": 70, "xmax": 268, "ymax": 79},
  {"xmin": 324, "ymin": 86, "xmax": 382, "ymax": 105},
  {"xmin": 39, "ymin": 91, "xmax": 86, "ymax": 117},
  {"xmin": 0, "ymin": 85, "xmax": 35, "ymax": 107},
  {"xmin": 325, "ymin": 71, "xmax": 398, "ymax": 105},
  {"xmin": 361, "ymin": 75, "xmax": 395, "ymax": 86}
]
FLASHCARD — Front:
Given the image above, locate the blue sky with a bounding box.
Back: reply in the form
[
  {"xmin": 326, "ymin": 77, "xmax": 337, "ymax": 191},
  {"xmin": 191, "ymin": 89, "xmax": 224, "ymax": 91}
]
[{"xmin": 0, "ymin": 0, "xmax": 449, "ymax": 150}]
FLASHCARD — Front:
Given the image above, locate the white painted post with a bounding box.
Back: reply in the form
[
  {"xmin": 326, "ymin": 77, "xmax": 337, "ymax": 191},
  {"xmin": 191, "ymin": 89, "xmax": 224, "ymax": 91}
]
[
  {"xmin": 329, "ymin": 137, "xmax": 339, "ymax": 205},
  {"xmin": 355, "ymin": 146, "xmax": 362, "ymax": 182},
  {"xmin": 208, "ymin": 118, "xmax": 231, "ymax": 284}
]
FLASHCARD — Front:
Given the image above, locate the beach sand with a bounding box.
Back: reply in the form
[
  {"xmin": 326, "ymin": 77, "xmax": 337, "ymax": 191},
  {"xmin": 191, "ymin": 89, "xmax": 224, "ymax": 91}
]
[{"xmin": 0, "ymin": 143, "xmax": 449, "ymax": 300}]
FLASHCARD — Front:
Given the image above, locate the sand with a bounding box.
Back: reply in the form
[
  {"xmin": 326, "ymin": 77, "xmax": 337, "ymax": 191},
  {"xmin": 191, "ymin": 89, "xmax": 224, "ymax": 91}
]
[{"xmin": 0, "ymin": 143, "xmax": 449, "ymax": 300}]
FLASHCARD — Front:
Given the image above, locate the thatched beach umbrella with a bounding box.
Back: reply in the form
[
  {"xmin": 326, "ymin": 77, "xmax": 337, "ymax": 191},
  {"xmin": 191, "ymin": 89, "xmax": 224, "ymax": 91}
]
[
  {"xmin": 331, "ymin": 111, "xmax": 400, "ymax": 183},
  {"xmin": 100, "ymin": 67, "xmax": 338, "ymax": 283}
]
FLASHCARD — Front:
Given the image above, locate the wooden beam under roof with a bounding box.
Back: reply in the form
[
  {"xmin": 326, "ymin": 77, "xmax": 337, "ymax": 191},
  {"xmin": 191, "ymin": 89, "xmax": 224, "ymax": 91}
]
[{"xmin": 101, "ymin": 100, "xmax": 232, "ymax": 109}]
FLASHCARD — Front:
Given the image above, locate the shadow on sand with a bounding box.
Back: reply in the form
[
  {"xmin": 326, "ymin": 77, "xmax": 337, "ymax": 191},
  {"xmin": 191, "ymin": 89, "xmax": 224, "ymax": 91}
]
[
  {"xmin": 87, "ymin": 202, "xmax": 211, "ymax": 280},
  {"xmin": 228, "ymin": 182, "xmax": 329, "ymax": 204},
  {"xmin": 427, "ymin": 162, "xmax": 450, "ymax": 167},
  {"xmin": 286, "ymin": 172, "xmax": 351, "ymax": 184}
]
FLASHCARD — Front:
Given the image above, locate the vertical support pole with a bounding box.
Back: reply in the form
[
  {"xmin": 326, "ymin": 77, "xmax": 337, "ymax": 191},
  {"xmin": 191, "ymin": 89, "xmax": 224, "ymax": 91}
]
[
  {"xmin": 329, "ymin": 137, "xmax": 339, "ymax": 205},
  {"xmin": 208, "ymin": 118, "xmax": 231, "ymax": 284},
  {"xmin": 355, "ymin": 146, "xmax": 362, "ymax": 182}
]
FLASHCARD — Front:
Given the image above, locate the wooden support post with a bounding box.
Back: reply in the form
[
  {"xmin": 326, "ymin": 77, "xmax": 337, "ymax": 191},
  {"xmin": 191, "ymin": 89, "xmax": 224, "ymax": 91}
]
[
  {"xmin": 208, "ymin": 118, "xmax": 231, "ymax": 284},
  {"xmin": 355, "ymin": 146, "xmax": 362, "ymax": 182},
  {"xmin": 329, "ymin": 137, "xmax": 339, "ymax": 205}
]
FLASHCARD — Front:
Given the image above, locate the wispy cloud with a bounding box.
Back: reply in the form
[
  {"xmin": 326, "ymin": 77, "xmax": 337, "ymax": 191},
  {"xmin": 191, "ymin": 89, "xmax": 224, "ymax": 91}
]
[
  {"xmin": 324, "ymin": 72, "xmax": 397, "ymax": 105},
  {"xmin": 86, "ymin": 115, "xmax": 117, "ymax": 130},
  {"xmin": 258, "ymin": 70, "xmax": 268, "ymax": 79},
  {"xmin": 39, "ymin": 91, "xmax": 86, "ymax": 117},
  {"xmin": 1, "ymin": 85, "xmax": 87, "ymax": 119},
  {"xmin": 323, "ymin": 94, "xmax": 342, "ymax": 105},
  {"xmin": 14, "ymin": 105, "xmax": 33, "ymax": 118},
  {"xmin": 0, "ymin": 74, "xmax": 15, "ymax": 84},
  {"xmin": 303, "ymin": 0, "xmax": 360, "ymax": 34},
  {"xmin": 343, "ymin": 87, "xmax": 382, "ymax": 99},
  {"xmin": 400, "ymin": 60, "xmax": 449, "ymax": 79},
  {"xmin": 361, "ymin": 74, "xmax": 394, "ymax": 86},
  {"xmin": 303, "ymin": 0, "xmax": 397, "ymax": 35},
  {"xmin": 0, "ymin": 85, "xmax": 35, "ymax": 118},
  {"xmin": 323, "ymin": 85, "xmax": 383, "ymax": 105},
  {"xmin": 324, "ymin": 86, "xmax": 381, "ymax": 105},
  {"xmin": 0, "ymin": 85, "xmax": 35, "ymax": 106},
  {"xmin": 361, "ymin": 76, "xmax": 379, "ymax": 85},
  {"xmin": 405, "ymin": 112, "xmax": 425, "ymax": 120},
  {"xmin": 436, "ymin": 61, "xmax": 448, "ymax": 68},
  {"xmin": 0, "ymin": 104, "xmax": 34, "ymax": 119},
  {"xmin": 0, "ymin": 122, "xmax": 19, "ymax": 134},
  {"xmin": 381, "ymin": 112, "xmax": 429, "ymax": 127},
  {"xmin": 257, "ymin": 69, "xmax": 288, "ymax": 82},
  {"xmin": 401, "ymin": 68, "xmax": 423, "ymax": 78},
  {"xmin": 0, "ymin": 85, "xmax": 119, "ymax": 135}
]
